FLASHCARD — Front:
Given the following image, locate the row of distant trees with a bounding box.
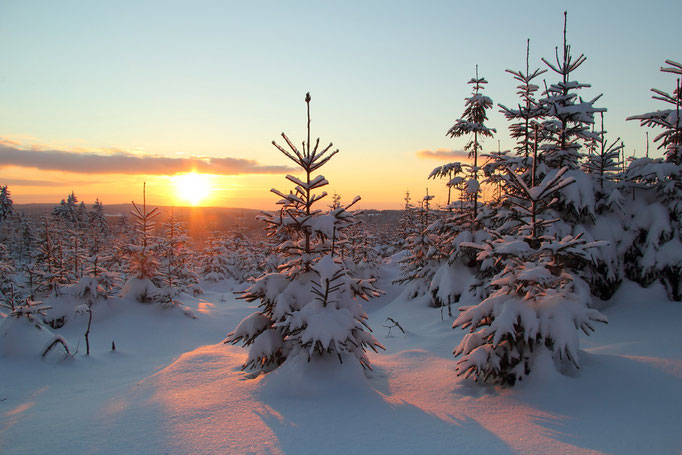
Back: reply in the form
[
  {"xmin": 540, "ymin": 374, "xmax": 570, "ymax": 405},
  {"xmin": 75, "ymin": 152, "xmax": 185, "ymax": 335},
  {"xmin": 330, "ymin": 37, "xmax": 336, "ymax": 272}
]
[{"xmin": 0, "ymin": 188, "xmax": 263, "ymax": 306}]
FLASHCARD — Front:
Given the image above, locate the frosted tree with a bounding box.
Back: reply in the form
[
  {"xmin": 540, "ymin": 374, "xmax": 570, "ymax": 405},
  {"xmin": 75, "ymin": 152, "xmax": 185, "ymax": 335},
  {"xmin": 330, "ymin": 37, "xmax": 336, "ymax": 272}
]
[
  {"xmin": 499, "ymin": 39, "xmax": 547, "ymax": 160},
  {"xmin": 198, "ymin": 235, "xmax": 230, "ymax": 282},
  {"xmin": 446, "ymin": 66, "xmax": 496, "ymax": 224},
  {"xmin": 159, "ymin": 208, "xmax": 183, "ymax": 290},
  {"xmin": 158, "ymin": 208, "xmax": 201, "ymax": 295},
  {"xmin": 515, "ymin": 13, "xmax": 622, "ymax": 300},
  {"xmin": 110, "ymin": 214, "xmax": 134, "ymax": 282},
  {"xmin": 75, "ymin": 199, "xmax": 118, "ymax": 299},
  {"xmin": 582, "ymin": 112, "xmax": 624, "ymax": 211},
  {"xmin": 89, "ymin": 198, "xmax": 109, "ymax": 237},
  {"xmin": 17, "ymin": 214, "xmax": 37, "ymax": 262},
  {"xmin": 0, "ymin": 296, "xmax": 70, "ymax": 359},
  {"xmin": 394, "ymin": 190, "xmax": 417, "ymax": 251},
  {"xmin": 0, "ymin": 187, "xmax": 17, "ymax": 272},
  {"xmin": 453, "ymin": 144, "xmax": 607, "ymax": 385},
  {"xmin": 394, "ymin": 190, "xmax": 439, "ymax": 299},
  {"xmin": 52, "ymin": 191, "xmax": 81, "ymax": 224},
  {"xmin": 51, "ymin": 192, "xmax": 88, "ymax": 282},
  {"xmin": 226, "ymin": 93, "xmax": 383, "ymax": 373},
  {"xmin": 425, "ymin": 69, "xmax": 498, "ymax": 306},
  {"xmin": 538, "ymin": 12, "xmax": 604, "ymax": 171},
  {"xmin": 0, "ymin": 185, "xmax": 15, "ymax": 225},
  {"xmin": 628, "ymin": 60, "xmax": 682, "ymax": 164},
  {"xmin": 625, "ymin": 60, "xmax": 682, "ymax": 300},
  {"xmin": 224, "ymin": 234, "xmax": 264, "ymax": 283},
  {"xmin": 121, "ymin": 184, "xmax": 161, "ymax": 302},
  {"xmin": 0, "ymin": 242, "xmax": 18, "ymax": 311},
  {"xmin": 488, "ymin": 40, "xmax": 549, "ymax": 221},
  {"xmin": 347, "ymin": 222, "xmax": 382, "ymax": 281}
]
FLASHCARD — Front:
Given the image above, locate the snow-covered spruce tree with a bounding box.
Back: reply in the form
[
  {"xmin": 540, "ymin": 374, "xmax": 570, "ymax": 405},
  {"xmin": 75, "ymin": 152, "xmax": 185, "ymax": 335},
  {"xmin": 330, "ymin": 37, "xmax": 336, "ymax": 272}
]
[
  {"xmin": 538, "ymin": 12, "xmax": 604, "ymax": 174},
  {"xmin": 89, "ymin": 198, "xmax": 110, "ymax": 238},
  {"xmin": 158, "ymin": 208, "xmax": 183, "ymax": 290},
  {"xmin": 625, "ymin": 60, "xmax": 682, "ymax": 300},
  {"xmin": 418, "ymin": 68, "xmax": 497, "ymax": 308},
  {"xmin": 0, "ymin": 242, "xmax": 18, "ymax": 312},
  {"xmin": 73, "ymin": 211, "xmax": 115, "ymax": 301},
  {"xmin": 16, "ymin": 214, "xmax": 37, "ymax": 263},
  {"xmin": 571, "ymin": 112, "xmax": 627, "ymax": 299},
  {"xmin": 487, "ymin": 40, "xmax": 548, "ymax": 226},
  {"xmin": 121, "ymin": 184, "xmax": 161, "ymax": 302},
  {"xmin": 582, "ymin": 113, "xmax": 624, "ymax": 212},
  {"xmin": 52, "ymin": 191, "xmax": 81, "ymax": 225},
  {"xmin": 499, "ymin": 39, "xmax": 547, "ymax": 161},
  {"xmin": 518, "ymin": 13, "xmax": 623, "ymax": 300},
  {"xmin": 198, "ymin": 235, "xmax": 230, "ymax": 282},
  {"xmin": 0, "ymin": 187, "xmax": 17, "ymax": 304},
  {"xmin": 349, "ymin": 222, "xmax": 382, "ymax": 282},
  {"xmin": 427, "ymin": 162, "xmax": 484, "ymax": 258},
  {"xmin": 394, "ymin": 190, "xmax": 439, "ymax": 299},
  {"xmin": 0, "ymin": 185, "xmax": 14, "ymax": 225},
  {"xmin": 225, "ymin": 93, "xmax": 383, "ymax": 372},
  {"xmin": 0, "ymin": 295, "xmax": 71, "ymax": 359},
  {"xmin": 628, "ymin": 60, "xmax": 682, "ymax": 165},
  {"xmin": 110, "ymin": 214, "xmax": 134, "ymax": 283},
  {"xmin": 51, "ymin": 191, "xmax": 89, "ymax": 283},
  {"xmin": 391, "ymin": 190, "xmax": 417, "ymax": 253},
  {"xmin": 158, "ymin": 208, "xmax": 201, "ymax": 295},
  {"xmin": 422, "ymin": 169, "xmax": 488, "ymax": 309},
  {"xmin": 84, "ymin": 198, "xmax": 120, "ymax": 297},
  {"xmin": 446, "ymin": 66, "xmax": 496, "ymax": 226},
  {"xmin": 224, "ymin": 233, "xmax": 264, "ymax": 284},
  {"xmin": 453, "ymin": 147, "xmax": 607, "ymax": 386}
]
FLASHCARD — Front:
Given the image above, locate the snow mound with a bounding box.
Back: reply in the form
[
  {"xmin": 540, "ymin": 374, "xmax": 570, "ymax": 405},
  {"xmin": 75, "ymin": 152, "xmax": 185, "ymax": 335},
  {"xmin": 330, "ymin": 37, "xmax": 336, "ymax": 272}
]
[
  {"xmin": 0, "ymin": 316, "xmax": 70, "ymax": 360},
  {"xmin": 120, "ymin": 277, "xmax": 158, "ymax": 302},
  {"xmin": 258, "ymin": 352, "xmax": 373, "ymax": 400}
]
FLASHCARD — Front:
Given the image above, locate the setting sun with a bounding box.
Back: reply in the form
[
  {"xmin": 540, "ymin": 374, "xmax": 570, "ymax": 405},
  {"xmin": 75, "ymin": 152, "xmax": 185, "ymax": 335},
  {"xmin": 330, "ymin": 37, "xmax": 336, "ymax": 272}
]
[{"xmin": 173, "ymin": 172, "xmax": 211, "ymax": 206}]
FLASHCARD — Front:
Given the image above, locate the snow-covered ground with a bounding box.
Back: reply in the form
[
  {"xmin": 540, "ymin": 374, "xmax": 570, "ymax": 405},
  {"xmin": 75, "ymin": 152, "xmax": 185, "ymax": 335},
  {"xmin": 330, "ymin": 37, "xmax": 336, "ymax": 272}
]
[{"xmin": 1, "ymin": 261, "xmax": 680, "ymax": 454}]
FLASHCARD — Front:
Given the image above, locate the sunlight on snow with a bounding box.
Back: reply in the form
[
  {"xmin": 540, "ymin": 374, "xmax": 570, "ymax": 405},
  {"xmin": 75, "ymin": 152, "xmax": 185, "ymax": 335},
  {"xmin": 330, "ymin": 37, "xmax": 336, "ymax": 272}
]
[
  {"xmin": 3, "ymin": 401, "xmax": 35, "ymax": 417},
  {"xmin": 130, "ymin": 345, "xmax": 283, "ymax": 454},
  {"xmin": 196, "ymin": 300, "xmax": 216, "ymax": 315}
]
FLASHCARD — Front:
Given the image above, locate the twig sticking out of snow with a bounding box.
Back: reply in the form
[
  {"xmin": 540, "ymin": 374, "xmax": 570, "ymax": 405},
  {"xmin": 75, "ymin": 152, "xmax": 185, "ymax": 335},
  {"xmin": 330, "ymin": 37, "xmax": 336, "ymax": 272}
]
[{"xmin": 383, "ymin": 317, "xmax": 405, "ymax": 337}]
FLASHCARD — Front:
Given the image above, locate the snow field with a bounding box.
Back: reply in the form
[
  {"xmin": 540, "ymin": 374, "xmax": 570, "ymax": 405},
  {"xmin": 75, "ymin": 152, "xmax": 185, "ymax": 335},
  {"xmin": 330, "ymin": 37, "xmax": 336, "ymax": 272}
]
[{"xmin": 2, "ymin": 263, "xmax": 680, "ymax": 455}]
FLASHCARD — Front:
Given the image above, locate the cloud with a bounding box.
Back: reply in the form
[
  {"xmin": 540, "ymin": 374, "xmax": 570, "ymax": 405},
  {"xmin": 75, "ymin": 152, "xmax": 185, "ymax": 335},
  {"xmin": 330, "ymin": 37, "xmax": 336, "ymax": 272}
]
[
  {"xmin": 0, "ymin": 140, "xmax": 296, "ymax": 176},
  {"xmin": 1, "ymin": 177, "xmax": 88, "ymax": 187},
  {"xmin": 416, "ymin": 148, "xmax": 470, "ymax": 160}
]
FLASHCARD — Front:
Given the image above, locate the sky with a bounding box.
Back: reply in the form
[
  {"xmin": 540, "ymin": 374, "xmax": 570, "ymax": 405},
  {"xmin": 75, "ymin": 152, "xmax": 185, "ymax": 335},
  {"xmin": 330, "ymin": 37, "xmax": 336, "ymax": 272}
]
[{"xmin": 0, "ymin": 0, "xmax": 680, "ymax": 210}]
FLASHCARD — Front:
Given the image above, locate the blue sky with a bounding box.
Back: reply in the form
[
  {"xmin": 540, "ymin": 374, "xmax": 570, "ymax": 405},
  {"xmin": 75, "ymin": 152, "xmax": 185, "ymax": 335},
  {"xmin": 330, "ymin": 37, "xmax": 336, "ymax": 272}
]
[{"xmin": 0, "ymin": 1, "xmax": 679, "ymax": 208}]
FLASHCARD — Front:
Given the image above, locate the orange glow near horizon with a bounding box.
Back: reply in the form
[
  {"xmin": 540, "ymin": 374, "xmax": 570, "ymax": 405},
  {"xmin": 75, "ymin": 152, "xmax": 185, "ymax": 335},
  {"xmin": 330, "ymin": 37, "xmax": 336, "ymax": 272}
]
[{"xmin": 2, "ymin": 156, "xmax": 456, "ymax": 211}]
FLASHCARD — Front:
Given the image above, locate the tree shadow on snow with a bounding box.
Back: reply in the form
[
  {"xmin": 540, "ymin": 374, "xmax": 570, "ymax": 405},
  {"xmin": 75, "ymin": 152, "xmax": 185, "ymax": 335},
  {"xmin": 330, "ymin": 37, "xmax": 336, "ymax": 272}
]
[
  {"xmin": 522, "ymin": 352, "xmax": 682, "ymax": 455},
  {"xmin": 255, "ymin": 395, "xmax": 514, "ymax": 455},
  {"xmin": 254, "ymin": 357, "xmax": 513, "ymax": 455}
]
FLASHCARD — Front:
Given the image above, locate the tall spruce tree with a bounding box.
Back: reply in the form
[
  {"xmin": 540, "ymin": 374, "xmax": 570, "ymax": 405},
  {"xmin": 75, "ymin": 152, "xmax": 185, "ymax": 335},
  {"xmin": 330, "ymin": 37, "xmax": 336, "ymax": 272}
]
[
  {"xmin": 538, "ymin": 12, "xmax": 604, "ymax": 172},
  {"xmin": 446, "ymin": 66, "xmax": 496, "ymax": 224},
  {"xmin": 225, "ymin": 93, "xmax": 383, "ymax": 372},
  {"xmin": 499, "ymin": 40, "xmax": 547, "ymax": 160},
  {"xmin": 625, "ymin": 59, "xmax": 682, "ymax": 300}
]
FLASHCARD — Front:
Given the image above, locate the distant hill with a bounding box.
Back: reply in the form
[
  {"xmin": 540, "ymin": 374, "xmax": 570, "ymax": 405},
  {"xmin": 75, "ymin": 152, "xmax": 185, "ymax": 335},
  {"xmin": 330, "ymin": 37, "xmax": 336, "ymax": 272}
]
[
  {"xmin": 13, "ymin": 204, "xmax": 404, "ymax": 235},
  {"xmin": 14, "ymin": 203, "xmax": 263, "ymax": 234}
]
